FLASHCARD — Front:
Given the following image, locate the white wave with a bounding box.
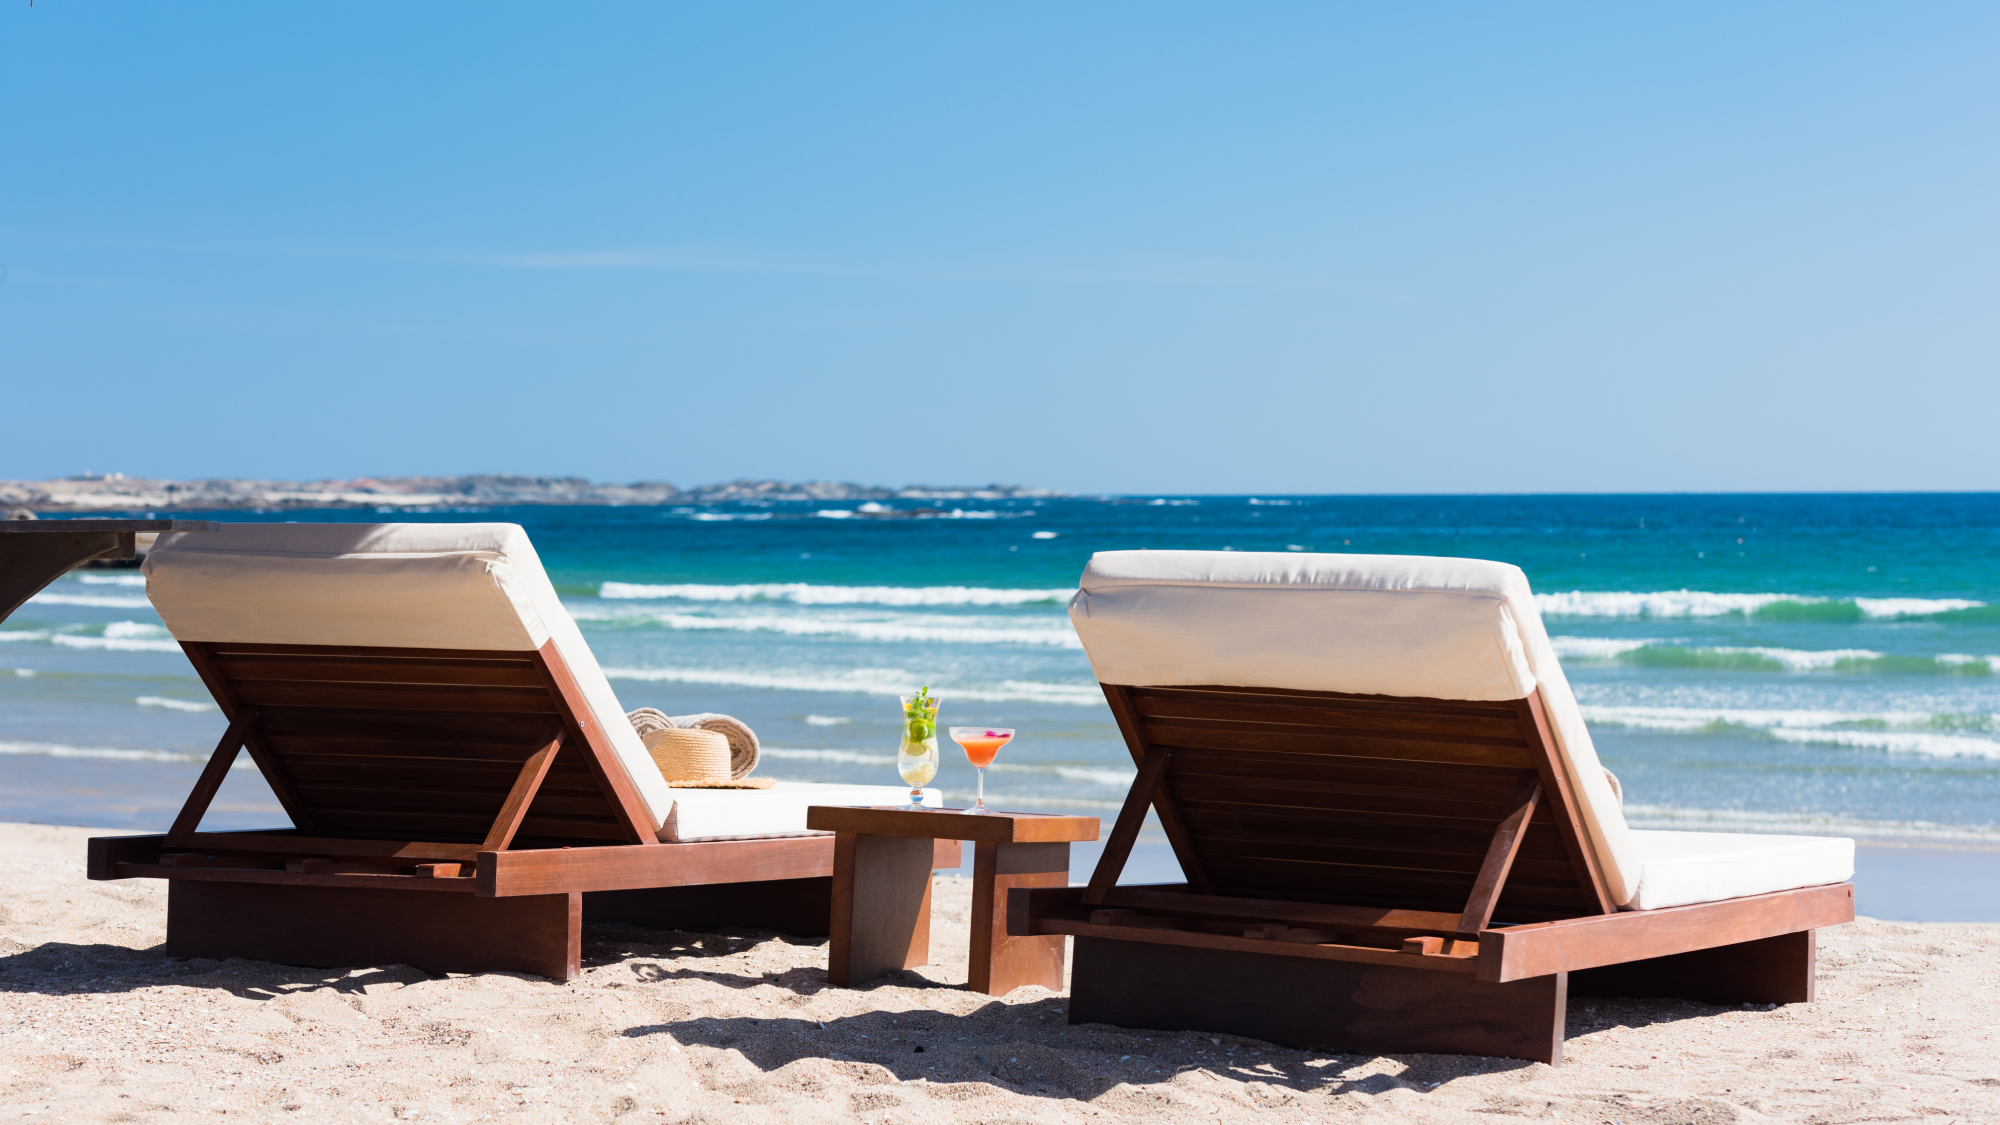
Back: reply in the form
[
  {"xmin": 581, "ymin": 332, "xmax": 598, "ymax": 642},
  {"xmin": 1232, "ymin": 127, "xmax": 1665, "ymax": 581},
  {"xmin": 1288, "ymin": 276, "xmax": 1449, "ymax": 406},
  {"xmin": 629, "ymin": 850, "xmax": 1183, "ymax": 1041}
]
[
  {"xmin": 1855, "ymin": 597, "xmax": 1985, "ymax": 617},
  {"xmin": 0, "ymin": 740, "xmax": 254, "ymax": 768},
  {"xmin": 1582, "ymin": 705, "xmax": 2000, "ymax": 759},
  {"xmin": 25, "ymin": 591, "xmax": 152, "ymax": 609},
  {"xmin": 14, "ymin": 668, "xmax": 36, "ymax": 677},
  {"xmin": 1694, "ymin": 646, "xmax": 1883, "ymax": 670},
  {"xmin": 569, "ymin": 604, "xmax": 1082, "ymax": 648},
  {"xmin": 1622, "ymin": 804, "xmax": 2000, "ymax": 844},
  {"xmin": 688, "ymin": 512, "xmax": 774, "ymax": 521},
  {"xmin": 75, "ymin": 574, "xmax": 148, "ymax": 587},
  {"xmin": 137, "ymin": 696, "xmax": 215, "ymax": 713},
  {"xmin": 1550, "ymin": 637, "xmax": 1660, "ymax": 659},
  {"xmin": 106, "ymin": 621, "xmax": 168, "ymax": 639},
  {"xmin": 599, "ymin": 582, "xmax": 1076, "ymax": 607},
  {"xmin": 1778, "ymin": 647, "xmax": 1867, "ymax": 669},
  {"xmin": 1536, "ymin": 590, "xmax": 1984, "ymax": 618},
  {"xmin": 46, "ymin": 621, "xmax": 178, "ymax": 653},
  {"xmin": 1053, "ymin": 766, "xmax": 1138, "ymax": 787},
  {"xmin": 1766, "ymin": 728, "xmax": 2000, "ymax": 759},
  {"xmin": 600, "ymin": 665, "xmax": 1103, "ymax": 705},
  {"xmin": 51, "ymin": 635, "xmax": 180, "ymax": 653},
  {"xmin": 1557, "ymin": 638, "xmax": 2000, "ymax": 673},
  {"xmin": 805, "ymin": 715, "xmax": 851, "ymax": 726},
  {"xmin": 0, "ymin": 630, "xmax": 50, "ymax": 643},
  {"xmin": 1581, "ymin": 704, "xmax": 1942, "ymax": 733},
  {"xmin": 759, "ymin": 747, "xmax": 897, "ymax": 765}
]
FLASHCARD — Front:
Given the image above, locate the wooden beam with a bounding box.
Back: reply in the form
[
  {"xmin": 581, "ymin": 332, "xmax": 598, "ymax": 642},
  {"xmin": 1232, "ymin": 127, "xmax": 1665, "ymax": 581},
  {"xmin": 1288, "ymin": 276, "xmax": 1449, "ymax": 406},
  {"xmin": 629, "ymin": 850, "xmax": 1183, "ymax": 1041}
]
[
  {"xmin": 1455, "ymin": 771, "xmax": 1541, "ymax": 935},
  {"xmin": 478, "ymin": 835, "xmax": 836, "ymax": 897},
  {"xmin": 1082, "ymin": 746, "xmax": 1173, "ymax": 906},
  {"xmin": 1028, "ymin": 884, "xmax": 1464, "ymax": 935},
  {"xmin": 178, "ymin": 833, "xmax": 483, "ymax": 864},
  {"xmin": 180, "ymin": 642, "xmax": 321, "ymax": 835},
  {"xmin": 531, "ymin": 641, "xmax": 657, "ymax": 846},
  {"xmin": 1476, "ymin": 882, "xmax": 1855, "ymax": 982},
  {"xmin": 109, "ymin": 863, "xmax": 483, "ymax": 893},
  {"xmin": 164, "ymin": 709, "xmax": 258, "ymax": 847},
  {"xmin": 482, "ymin": 729, "xmax": 564, "ymax": 852},
  {"xmin": 1517, "ymin": 693, "xmax": 1615, "ymax": 915},
  {"xmin": 1102, "ymin": 684, "xmax": 1213, "ymax": 894},
  {"xmin": 1035, "ymin": 916, "xmax": 1479, "ymax": 973}
]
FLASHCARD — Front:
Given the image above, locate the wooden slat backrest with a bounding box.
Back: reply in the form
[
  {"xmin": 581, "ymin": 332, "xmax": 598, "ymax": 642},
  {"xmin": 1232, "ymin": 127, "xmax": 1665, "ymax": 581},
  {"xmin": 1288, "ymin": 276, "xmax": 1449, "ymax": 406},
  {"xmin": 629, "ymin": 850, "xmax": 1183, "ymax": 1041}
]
[
  {"xmin": 1100, "ymin": 683, "xmax": 1612, "ymax": 924},
  {"xmin": 180, "ymin": 639, "xmax": 652, "ymax": 847}
]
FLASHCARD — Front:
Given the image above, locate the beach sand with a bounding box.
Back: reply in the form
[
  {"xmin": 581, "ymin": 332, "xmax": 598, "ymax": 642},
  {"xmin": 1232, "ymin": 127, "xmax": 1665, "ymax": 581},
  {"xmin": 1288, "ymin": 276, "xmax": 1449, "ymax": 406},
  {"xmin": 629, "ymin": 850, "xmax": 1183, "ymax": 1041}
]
[{"xmin": 2, "ymin": 823, "xmax": 1996, "ymax": 1124}]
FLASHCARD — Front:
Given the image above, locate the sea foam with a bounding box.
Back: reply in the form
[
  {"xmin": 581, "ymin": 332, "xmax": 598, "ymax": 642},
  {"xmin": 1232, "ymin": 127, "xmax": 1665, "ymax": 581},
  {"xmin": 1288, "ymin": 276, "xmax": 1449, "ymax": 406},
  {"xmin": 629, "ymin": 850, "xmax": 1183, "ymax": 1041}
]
[
  {"xmin": 26, "ymin": 591, "xmax": 153, "ymax": 609},
  {"xmin": 1553, "ymin": 638, "xmax": 1999, "ymax": 675},
  {"xmin": 1536, "ymin": 590, "xmax": 1983, "ymax": 619},
  {"xmin": 46, "ymin": 622, "xmax": 179, "ymax": 653},
  {"xmin": 0, "ymin": 740, "xmax": 255, "ymax": 767},
  {"xmin": 137, "ymin": 696, "xmax": 215, "ymax": 713},
  {"xmin": 1621, "ymin": 803, "xmax": 2000, "ymax": 844},
  {"xmin": 599, "ymin": 665, "xmax": 1102, "ymax": 705},
  {"xmin": 1579, "ymin": 704, "xmax": 2000, "ymax": 758},
  {"xmin": 599, "ymin": 582, "xmax": 1076, "ymax": 607},
  {"xmin": 75, "ymin": 574, "xmax": 148, "ymax": 587},
  {"xmin": 568, "ymin": 603, "xmax": 1083, "ymax": 647}
]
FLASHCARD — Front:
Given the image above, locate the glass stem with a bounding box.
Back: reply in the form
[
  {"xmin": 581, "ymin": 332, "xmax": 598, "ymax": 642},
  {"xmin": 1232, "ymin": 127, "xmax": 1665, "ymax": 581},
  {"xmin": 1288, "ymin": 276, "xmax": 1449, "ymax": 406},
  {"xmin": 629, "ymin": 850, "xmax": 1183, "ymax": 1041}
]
[{"xmin": 976, "ymin": 767, "xmax": 985, "ymax": 809}]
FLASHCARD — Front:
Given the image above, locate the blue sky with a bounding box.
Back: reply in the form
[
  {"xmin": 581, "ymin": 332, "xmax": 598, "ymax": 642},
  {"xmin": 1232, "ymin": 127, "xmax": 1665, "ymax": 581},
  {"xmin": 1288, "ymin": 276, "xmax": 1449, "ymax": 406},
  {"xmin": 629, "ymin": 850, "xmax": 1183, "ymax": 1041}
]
[{"xmin": 3, "ymin": 3, "xmax": 1995, "ymax": 494}]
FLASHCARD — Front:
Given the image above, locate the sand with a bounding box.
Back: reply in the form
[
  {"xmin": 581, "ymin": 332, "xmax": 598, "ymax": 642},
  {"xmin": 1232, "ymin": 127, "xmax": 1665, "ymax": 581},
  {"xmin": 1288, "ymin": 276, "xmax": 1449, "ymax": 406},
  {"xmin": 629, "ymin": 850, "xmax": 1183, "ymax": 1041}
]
[{"xmin": 1, "ymin": 823, "xmax": 1996, "ymax": 1124}]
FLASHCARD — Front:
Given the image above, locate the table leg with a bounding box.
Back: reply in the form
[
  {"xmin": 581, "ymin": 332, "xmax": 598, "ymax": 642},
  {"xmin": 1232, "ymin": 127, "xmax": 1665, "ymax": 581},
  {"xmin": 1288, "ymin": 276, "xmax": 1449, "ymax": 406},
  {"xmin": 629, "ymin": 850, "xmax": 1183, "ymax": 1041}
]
[
  {"xmin": 827, "ymin": 831, "xmax": 935, "ymax": 987},
  {"xmin": 970, "ymin": 840, "xmax": 1070, "ymax": 996}
]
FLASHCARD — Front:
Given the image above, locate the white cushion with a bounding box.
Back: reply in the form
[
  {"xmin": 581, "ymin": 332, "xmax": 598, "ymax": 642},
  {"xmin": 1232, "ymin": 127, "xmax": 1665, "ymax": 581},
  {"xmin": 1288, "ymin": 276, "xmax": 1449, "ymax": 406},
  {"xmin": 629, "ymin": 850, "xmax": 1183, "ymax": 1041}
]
[
  {"xmin": 1624, "ymin": 831, "xmax": 1855, "ymax": 911},
  {"xmin": 1068, "ymin": 550, "xmax": 1846, "ymax": 909},
  {"xmin": 142, "ymin": 523, "xmax": 676, "ymax": 838},
  {"xmin": 662, "ymin": 782, "xmax": 942, "ymax": 842}
]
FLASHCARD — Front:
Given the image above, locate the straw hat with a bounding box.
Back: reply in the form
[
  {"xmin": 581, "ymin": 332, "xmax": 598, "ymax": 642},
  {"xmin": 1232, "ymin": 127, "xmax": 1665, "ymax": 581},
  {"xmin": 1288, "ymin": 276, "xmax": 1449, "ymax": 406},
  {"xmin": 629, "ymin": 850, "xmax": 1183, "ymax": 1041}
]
[
  {"xmin": 672, "ymin": 712, "xmax": 761, "ymax": 779},
  {"xmin": 626, "ymin": 708, "xmax": 762, "ymax": 781},
  {"xmin": 642, "ymin": 726, "xmax": 773, "ymax": 789}
]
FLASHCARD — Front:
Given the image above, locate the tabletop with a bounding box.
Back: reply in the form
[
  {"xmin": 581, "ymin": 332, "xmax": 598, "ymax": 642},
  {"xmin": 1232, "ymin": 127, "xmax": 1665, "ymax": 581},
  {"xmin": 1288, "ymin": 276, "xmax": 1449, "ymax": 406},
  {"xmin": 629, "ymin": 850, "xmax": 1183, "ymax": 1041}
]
[
  {"xmin": 806, "ymin": 805, "xmax": 1100, "ymax": 843},
  {"xmin": 0, "ymin": 520, "xmax": 222, "ymax": 533}
]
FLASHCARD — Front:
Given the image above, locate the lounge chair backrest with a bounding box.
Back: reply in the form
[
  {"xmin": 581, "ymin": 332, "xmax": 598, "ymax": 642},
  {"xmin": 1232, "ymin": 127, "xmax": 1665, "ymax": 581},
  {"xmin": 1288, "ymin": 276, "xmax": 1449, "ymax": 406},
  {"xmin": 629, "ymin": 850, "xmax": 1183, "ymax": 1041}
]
[
  {"xmin": 1070, "ymin": 550, "xmax": 1638, "ymax": 909},
  {"xmin": 144, "ymin": 523, "xmax": 673, "ymax": 842}
]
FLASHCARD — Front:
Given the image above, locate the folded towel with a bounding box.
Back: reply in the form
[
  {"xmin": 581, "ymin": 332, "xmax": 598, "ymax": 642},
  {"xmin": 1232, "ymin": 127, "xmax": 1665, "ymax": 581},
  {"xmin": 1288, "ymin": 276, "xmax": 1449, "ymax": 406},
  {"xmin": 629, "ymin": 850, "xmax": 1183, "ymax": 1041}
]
[{"xmin": 625, "ymin": 708, "xmax": 761, "ymax": 780}]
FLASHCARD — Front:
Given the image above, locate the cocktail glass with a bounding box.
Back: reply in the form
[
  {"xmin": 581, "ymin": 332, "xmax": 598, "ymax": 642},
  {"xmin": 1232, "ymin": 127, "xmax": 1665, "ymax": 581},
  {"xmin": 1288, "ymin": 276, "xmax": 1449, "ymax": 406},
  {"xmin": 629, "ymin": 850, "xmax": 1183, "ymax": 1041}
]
[
  {"xmin": 949, "ymin": 727, "xmax": 1014, "ymax": 815},
  {"xmin": 896, "ymin": 690, "xmax": 940, "ymax": 810}
]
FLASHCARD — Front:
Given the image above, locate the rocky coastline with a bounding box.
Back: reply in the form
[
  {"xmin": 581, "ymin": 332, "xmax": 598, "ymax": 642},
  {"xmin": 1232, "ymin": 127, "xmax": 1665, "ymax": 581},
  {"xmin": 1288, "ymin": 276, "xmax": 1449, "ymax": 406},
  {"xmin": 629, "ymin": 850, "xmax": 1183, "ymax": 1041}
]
[{"xmin": 0, "ymin": 474, "xmax": 1061, "ymax": 514}]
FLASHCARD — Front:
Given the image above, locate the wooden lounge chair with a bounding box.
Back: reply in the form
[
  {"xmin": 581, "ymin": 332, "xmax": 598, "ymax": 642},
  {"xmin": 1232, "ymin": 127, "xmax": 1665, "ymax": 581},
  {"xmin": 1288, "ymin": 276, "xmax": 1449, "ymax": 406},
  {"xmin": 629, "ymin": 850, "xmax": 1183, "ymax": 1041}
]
[
  {"xmin": 1016, "ymin": 551, "xmax": 1855, "ymax": 1065},
  {"xmin": 87, "ymin": 523, "xmax": 950, "ymax": 980}
]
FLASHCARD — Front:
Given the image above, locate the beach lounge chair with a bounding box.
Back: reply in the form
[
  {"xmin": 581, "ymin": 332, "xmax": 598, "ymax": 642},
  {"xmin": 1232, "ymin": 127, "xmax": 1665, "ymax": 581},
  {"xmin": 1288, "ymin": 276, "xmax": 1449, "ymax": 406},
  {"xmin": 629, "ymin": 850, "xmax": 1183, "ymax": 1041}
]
[
  {"xmin": 1016, "ymin": 551, "xmax": 1855, "ymax": 1065},
  {"xmin": 86, "ymin": 523, "xmax": 949, "ymax": 980}
]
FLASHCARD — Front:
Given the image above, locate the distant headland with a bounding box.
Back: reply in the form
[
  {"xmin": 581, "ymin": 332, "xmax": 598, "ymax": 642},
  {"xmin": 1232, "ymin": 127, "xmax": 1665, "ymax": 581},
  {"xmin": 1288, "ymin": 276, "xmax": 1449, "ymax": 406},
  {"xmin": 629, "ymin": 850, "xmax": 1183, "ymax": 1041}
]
[{"xmin": 0, "ymin": 474, "xmax": 1063, "ymax": 514}]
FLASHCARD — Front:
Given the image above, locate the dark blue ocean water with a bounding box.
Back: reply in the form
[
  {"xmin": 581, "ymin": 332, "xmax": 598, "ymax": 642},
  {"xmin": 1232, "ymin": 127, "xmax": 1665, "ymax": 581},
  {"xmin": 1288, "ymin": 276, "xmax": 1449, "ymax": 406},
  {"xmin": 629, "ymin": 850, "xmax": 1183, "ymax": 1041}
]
[{"xmin": 4, "ymin": 493, "xmax": 1997, "ymax": 850}]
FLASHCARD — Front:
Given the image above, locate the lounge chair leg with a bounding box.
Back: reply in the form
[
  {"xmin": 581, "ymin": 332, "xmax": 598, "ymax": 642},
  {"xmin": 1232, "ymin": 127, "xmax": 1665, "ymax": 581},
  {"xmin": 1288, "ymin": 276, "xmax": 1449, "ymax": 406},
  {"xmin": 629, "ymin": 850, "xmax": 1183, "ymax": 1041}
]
[
  {"xmin": 166, "ymin": 882, "xmax": 581, "ymax": 981},
  {"xmin": 1568, "ymin": 929, "xmax": 1816, "ymax": 1006},
  {"xmin": 1068, "ymin": 937, "xmax": 1567, "ymax": 1065}
]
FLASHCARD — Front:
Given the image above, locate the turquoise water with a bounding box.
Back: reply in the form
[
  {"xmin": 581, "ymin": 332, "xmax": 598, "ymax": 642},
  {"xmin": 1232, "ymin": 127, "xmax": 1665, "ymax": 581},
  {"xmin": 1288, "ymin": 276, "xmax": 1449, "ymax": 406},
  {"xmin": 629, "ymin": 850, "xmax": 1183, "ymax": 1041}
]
[{"xmin": 3, "ymin": 494, "xmax": 1997, "ymax": 847}]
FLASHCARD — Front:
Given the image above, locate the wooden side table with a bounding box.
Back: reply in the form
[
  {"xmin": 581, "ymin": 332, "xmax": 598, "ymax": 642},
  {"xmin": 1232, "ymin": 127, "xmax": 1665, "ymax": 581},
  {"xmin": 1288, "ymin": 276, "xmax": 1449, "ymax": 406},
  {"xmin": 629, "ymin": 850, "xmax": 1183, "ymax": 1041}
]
[
  {"xmin": 0, "ymin": 519, "xmax": 220, "ymax": 623},
  {"xmin": 807, "ymin": 805, "xmax": 1100, "ymax": 996}
]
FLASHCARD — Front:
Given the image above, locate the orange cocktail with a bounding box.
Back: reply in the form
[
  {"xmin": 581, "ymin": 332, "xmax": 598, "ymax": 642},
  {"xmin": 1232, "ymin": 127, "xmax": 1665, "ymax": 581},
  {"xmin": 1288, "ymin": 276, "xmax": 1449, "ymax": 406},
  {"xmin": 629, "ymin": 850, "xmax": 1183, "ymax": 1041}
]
[{"xmin": 948, "ymin": 727, "xmax": 1014, "ymax": 815}]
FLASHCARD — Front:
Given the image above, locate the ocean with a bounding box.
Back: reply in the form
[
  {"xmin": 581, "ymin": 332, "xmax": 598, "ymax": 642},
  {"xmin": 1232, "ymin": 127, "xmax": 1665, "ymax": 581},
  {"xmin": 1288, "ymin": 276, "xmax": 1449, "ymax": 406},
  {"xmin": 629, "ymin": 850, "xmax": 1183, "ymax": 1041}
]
[{"xmin": 4, "ymin": 493, "xmax": 1998, "ymax": 888}]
